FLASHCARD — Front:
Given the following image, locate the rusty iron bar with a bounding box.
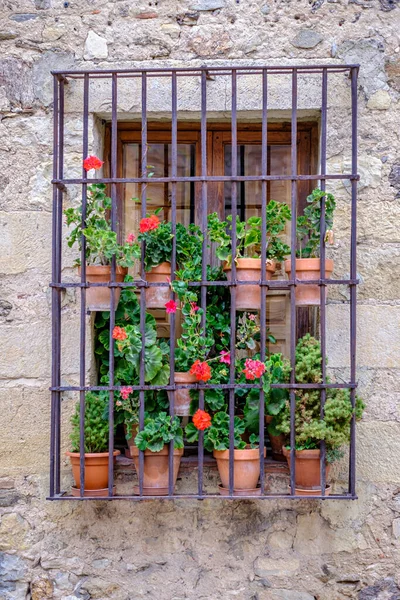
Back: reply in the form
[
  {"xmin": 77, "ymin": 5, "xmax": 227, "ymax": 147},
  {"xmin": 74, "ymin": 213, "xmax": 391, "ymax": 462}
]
[
  {"xmin": 198, "ymin": 69, "xmax": 208, "ymax": 498},
  {"xmin": 228, "ymin": 69, "xmax": 238, "ymax": 496},
  {"xmin": 79, "ymin": 74, "xmax": 89, "ymax": 497},
  {"xmin": 259, "ymin": 68, "xmax": 268, "ymax": 495},
  {"xmin": 51, "ymin": 382, "xmax": 359, "ymax": 392},
  {"xmin": 319, "ymin": 68, "xmax": 328, "ymax": 498},
  {"xmin": 289, "ymin": 69, "xmax": 298, "ymax": 496},
  {"xmin": 168, "ymin": 71, "xmax": 178, "ymax": 498}
]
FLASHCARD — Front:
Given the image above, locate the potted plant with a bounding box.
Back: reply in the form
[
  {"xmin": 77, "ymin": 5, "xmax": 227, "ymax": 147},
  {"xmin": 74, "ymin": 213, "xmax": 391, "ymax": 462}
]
[
  {"xmin": 275, "ymin": 334, "xmax": 365, "ymax": 495},
  {"xmin": 138, "ymin": 211, "xmax": 203, "ymax": 309},
  {"xmin": 207, "ymin": 201, "xmax": 291, "ymax": 310},
  {"xmin": 186, "ymin": 410, "xmax": 265, "ymax": 495},
  {"xmin": 132, "ymin": 412, "xmax": 184, "ymax": 495},
  {"xmin": 65, "ymin": 157, "xmax": 139, "ymax": 311},
  {"xmin": 66, "ymin": 391, "xmax": 120, "ymax": 496},
  {"xmin": 285, "ymin": 188, "xmax": 336, "ymax": 306}
]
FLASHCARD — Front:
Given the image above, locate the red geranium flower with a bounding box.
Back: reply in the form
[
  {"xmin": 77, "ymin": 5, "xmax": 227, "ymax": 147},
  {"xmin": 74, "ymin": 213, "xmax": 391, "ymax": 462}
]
[
  {"xmin": 192, "ymin": 409, "xmax": 212, "ymax": 431},
  {"xmin": 243, "ymin": 359, "xmax": 266, "ymax": 380},
  {"xmin": 83, "ymin": 155, "xmax": 104, "ymax": 171},
  {"xmin": 165, "ymin": 300, "xmax": 177, "ymax": 314},
  {"xmin": 126, "ymin": 233, "xmax": 136, "ymax": 245},
  {"xmin": 139, "ymin": 214, "xmax": 160, "ymax": 233},
  {"xmin": 190, "ymin": 360, "xmax": 212, "ymax": 383},
  {"xmin": 120, "ymin": 386, "xmax": 133, "ymax": 400},
  {"xmin": 219, "ymin": 351, "xmax": 231, "ymax": 365},
  {"xmin": 112, "ymin": 326, "xmax": 127, "ymax": 341},
  {"xmin": 190, "ymin": 301, "xmax": 200, "ymax": 313}
]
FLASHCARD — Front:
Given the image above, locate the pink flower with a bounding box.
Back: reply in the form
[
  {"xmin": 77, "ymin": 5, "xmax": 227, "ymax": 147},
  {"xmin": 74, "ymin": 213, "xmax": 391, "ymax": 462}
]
[
  {"xmin": 83, "ymin": 155, "xmax": 104, "ymax": 171},
  {"xmin": 243, "ymin": 359, "xmax": 266, "ymax": 380},
  {"xmin": 219, "ymin": 351, "xmax": 231, "ymax": 365},
  {"xmin": 165, "ymin": 300, "xmax": 177, "ymax": 314},
  {"xmin": 120, "ymin": 386, "xmax": 133, "ymax": 400},
  {"xmin": 126, "ymin": 233, "xmax": 136, "ymax": 245},
  {"xmin": 190, "ymin": 301, "xmax": 200, "ymax": 313},
  {"xmin": 248, "ymin": 313, "xmax": 257, "ymax": 321}
]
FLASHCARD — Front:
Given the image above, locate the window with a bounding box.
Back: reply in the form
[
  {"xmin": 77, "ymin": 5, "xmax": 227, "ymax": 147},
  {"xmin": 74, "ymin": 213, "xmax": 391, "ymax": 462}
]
[{"xmin": 50, "ymin": 65, "xmax": 359, "ymax": 501}]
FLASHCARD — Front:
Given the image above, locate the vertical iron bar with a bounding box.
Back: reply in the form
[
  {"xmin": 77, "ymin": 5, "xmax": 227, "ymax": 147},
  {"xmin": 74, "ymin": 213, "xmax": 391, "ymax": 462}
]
[
  {"xmin": 229, "ymin": 69, "xmax": 238, "ymax": 496},
  {"xmin": 289, "ymin": 69, "xmax": 298, "ymax": 496},
  {"xmin": 259, "ymin": 68, "xmax": 268, "ymax": 496},
  {"xmin": 198, "ymin": 70, "xmax": 207, "ymax": 498},
  {"xmin": 319, "ymin": 68, "xmax": 328, "ymax": 498},
  {"xmin": 55, "ymin": 78, "xmax": 65, "ymax": 494},
  {"xmin": 168, "ymin": 72, "xmax": 177, "ymax": 497},
  {"xmin": 79, "ymin": 74, "xmax": 89, "ymax": 497},
  {"xmin": 50, "ymin": 74, "xmax": 59, "ymax": 498},
  {"xmin": 139, "ymin": 72, "xmax": 147, "ymax": 496},
  {"xmin": 108, "ymin": 73, "xmax": 118, "ymax": 497},
  {"xmin": 349, "ymin": 67, "xmax": 358, "ymax": 496}
]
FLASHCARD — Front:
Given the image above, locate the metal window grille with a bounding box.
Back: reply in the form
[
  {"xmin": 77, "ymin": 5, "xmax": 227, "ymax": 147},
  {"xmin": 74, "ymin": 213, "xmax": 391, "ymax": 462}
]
[{"xmin": 49, "ymin": 64, "xmax": 359, "ymax": 501}]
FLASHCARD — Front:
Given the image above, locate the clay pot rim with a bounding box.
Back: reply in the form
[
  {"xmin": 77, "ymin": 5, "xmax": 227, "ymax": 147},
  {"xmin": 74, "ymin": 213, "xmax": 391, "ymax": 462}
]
[
  {"xmin": 146, "ymin": 261, "xmax": 171, "ymax": 274},
  {"xmin": 66, "ymin": 450, "xmax": 120, "ymax": 459},
  {"xmin": 284, "ymin": 258, "xmax": 334, "ymax": 273},
  {"xmin": 173, "ymin": 371, "xmax": 198, "ymax": 383},
  {"xmin": 131, "ymin": 445, "xmax": 184, "ymax": 457},
  {"xmin": 78, "ymin": 265, "xmax": 128, "ymax": 276},
  {"xmin": 213, "ymin": 447, "xmax": 266, "ymax": 460},
  {"xmin": 223, "ymin": 258, "xmax": 276, "ymax": 272},
  {"xmin": 282, "ymin": 447, "xmax": 321, "ymax": 459},
  {"xmin": 287, "ymin": 485, "xmax": 332, "ymax": 496}
]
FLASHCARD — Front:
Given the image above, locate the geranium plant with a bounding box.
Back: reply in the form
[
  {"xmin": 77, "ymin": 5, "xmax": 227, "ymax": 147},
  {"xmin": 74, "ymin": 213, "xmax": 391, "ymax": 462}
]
[
  {"xmin": 296, "ymin": 188, "xmax": 336, "ymax": 259},
  {"xmin": 207, "ymin": 200, "xmax": 291, "ymax": 265},
  {"xmin": 134, "ymin": 412, "xmax": 184, "ymax": 452},
  {"xmin": 186, "ymin": 410, "xmax": 259, "ymax": 451}
]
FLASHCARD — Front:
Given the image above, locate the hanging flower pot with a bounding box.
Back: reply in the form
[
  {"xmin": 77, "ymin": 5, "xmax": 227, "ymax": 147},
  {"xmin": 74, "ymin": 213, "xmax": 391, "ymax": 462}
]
[
  {"xmin": 223, "ymin": 258, "xmax": 276, "ymax": 311},
  {"xmin": 145, "ymin": 262, "xmax": 171, "ymax": 309},
  {"xmin": 66, "ymin": 450, "xmax": 120, "ymax": 496},
  {"xmin": 282, "ymin": 447, "xmax": 331, "ymax": 496},
  {"xmin": 168, "ymin": 372, "xmax": 197, "ymax": 416},
  {"xmin": 131, "ymin": 445, "xmax": 184, "ymax": 496},
  {"xmin": 213, "ymin": 446, "xmax": 266, "ymax": 492},
  {"xmin": 284, "ymin": 258, "xmax": 334, "ymax": 306},
  {"xmin": 78, "ymin": 265, "xmax": 127, "ymax": 312}
]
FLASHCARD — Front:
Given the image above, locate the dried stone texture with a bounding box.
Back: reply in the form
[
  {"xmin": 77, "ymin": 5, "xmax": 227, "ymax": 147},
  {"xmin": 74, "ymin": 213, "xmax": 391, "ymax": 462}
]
[
  {"xmin": 32, "ymin": 51, "xmax": 75, "ymax": 107},
  {"xmin": 254, "ymin": 557, "xmax": 300, "ymax": 578},
  {"xmin": 10, "ymin": 14, "xmax": 37, "ymax": 22},
  {"xmin": 0, "ymin": 513, "xmax": 29, "ymax": 551},
  {"xmin": 0, "ymin": 31, "xmax": 18, "ymax": 40},
  {"xmin": 386, "ymin": 58, "xmax": 400, "ymax": 92},
  {"xmin": 338, "ymin": 38, "xmax": 388, "ymax": 97},
  {"xmin": 359, "ymin": 578, "xmax": 400, "ymax": 598},
  {"xmin": 31, "ymin": 576, "xmax": 53, "ymax": 600},
  {"xmin": 260, "ymin": 591, "xmax": 316, "ymax": 600},
  {"xmin": 84, "ymin": 30, "xmax": 108, "ymax": 60},
  {"xmin": 0, "ymin": 58, "xmax": 34, "ymax": 109},
  {"xmin": 389, "ymin": 160, "xmax": 400, "ymax": 196},
  {"xmin": 189, "ymin": 28, "xmax": 232, "ymax": 57},
  {"xmin": 34, "ymin": 0, "xmax": 51, "ymax": 8},
  {"xmin": 358, "ymin": 422, "xmax": 400, "ymax": 483},
  {"xmin": 291, "ymin": 28, "xmax": 323, "ymax": 49},
  {"xmin": 367, "ymin": 89, "xmax": 391, "ymax": 109},
  {"xmin": 393, "ymin": 518, "xmax": 400, "ymax": 538},
  {"xmin": 189, "ymin": 0, "xmax": 225, "ymax": 9}
]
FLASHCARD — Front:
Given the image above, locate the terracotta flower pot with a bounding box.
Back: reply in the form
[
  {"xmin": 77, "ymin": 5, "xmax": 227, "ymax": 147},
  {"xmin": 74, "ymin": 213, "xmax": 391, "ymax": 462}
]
[
  {"xmin": 66, "ymin": 450, "xmax": 120, "ymax": 492},
  {"xmin": 131, "ymin": 445, "xmax": 183, "ymax": 495},
  {"xmin": 168, "ymin": 372, "xmax": 197, "ymax": 416},
  {"xmin": 145, "ymin": 262, "xmax": 171, "ymax": 309},
  {"xmin": 282, "ymin": 447, "xmax": 331, "ymax": 491},
  {"xmin": 124, "ymin": 423, "xmax": 139, "ymax": 451},
  {"xmin": 213, "ymin": 447, "xmax": 266, "ymax": 490},
  {"xmin": 223, "ymin": 258, "xmax": 276, "ymax": 311},
  {"xmin": 284, "ymin": 258, "xmax": 334, "ymax": 306},
  {"xmin": 265, "ymin": 416, "xmax": 286, "ymax": 462},
  {"xmin": 78, "ymin": 265, "xmax": 127, "ymax": 312}
]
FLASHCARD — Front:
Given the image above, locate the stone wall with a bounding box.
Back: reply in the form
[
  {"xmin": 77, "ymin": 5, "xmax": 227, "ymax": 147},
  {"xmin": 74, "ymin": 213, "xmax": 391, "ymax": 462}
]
[{"xmin": 1, "ymin": 0, "xmax": 400, "ymax": 599}]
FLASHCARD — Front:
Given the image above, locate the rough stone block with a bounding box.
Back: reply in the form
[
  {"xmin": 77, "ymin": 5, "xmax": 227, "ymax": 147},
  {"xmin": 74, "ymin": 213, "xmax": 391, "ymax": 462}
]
[
  {"xmin": 84, "ymin": 30, "xmax": 108, "ymax": 60},
  {"xmin": 358, "ymin": 422, "xmax": 400, "ymax": 483},
  {"xmin": 189, "ymin": 0, "xmax": 225, "ymax": 9},
  {"xmin": 0, "ymin": 212, "xmax": 52, "ymax": 275},
  {"xmin": 254, "ymin": 557, "xmax": 300, "ymax": 578},
  {"xmin": 291, "ymin": 29, "xmax": 323, "ymax": 49},
  {"xmin": 367, "ymin": 89, "xmax": 391, "ymax": 109}
]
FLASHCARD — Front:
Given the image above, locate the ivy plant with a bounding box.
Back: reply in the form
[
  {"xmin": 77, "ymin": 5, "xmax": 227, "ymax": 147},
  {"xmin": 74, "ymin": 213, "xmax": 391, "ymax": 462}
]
[{"xmin": 296, "ymin": 188, "xmax": 336, "ymax": 259}]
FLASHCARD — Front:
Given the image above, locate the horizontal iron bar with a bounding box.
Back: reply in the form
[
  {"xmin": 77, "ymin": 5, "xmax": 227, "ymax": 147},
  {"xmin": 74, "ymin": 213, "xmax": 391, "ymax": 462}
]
[
  {"xmin": 51, "ymin": 64, "xmax": 359, "ymax": 76},
  {"xmin": 50, "ymin": 382, "xmax": 358, "ymax": 392},
  {"xmin": 48, "ymin": 493, "xmax": 357, "ymax": 501},
  {"xmin": 53, "ymin": 174, "xmax": 359, "ymax": 186},
  {"xmin": 50, "ymin": 278, "xmax": 360, "ymax": 289}
]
